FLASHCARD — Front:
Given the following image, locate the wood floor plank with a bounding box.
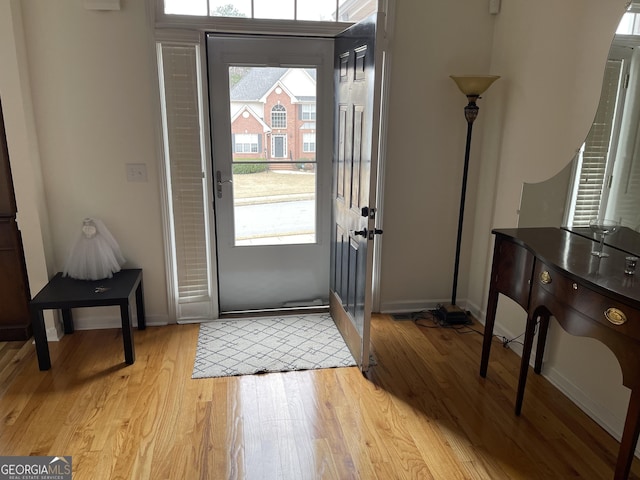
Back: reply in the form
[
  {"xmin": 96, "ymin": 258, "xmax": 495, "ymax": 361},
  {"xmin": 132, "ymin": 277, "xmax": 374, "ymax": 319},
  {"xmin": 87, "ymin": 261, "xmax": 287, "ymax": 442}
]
[{"xmin": 1, "ymin": 314, "xmax": 640, "ymax": 479}]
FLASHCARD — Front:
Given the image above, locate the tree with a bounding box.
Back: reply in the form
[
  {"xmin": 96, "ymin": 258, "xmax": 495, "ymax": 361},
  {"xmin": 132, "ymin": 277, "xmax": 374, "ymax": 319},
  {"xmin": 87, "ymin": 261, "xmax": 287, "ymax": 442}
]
[
  {"xmin": 229, "ymin": 66, "xmax": 250, "ymax": 87},
  {"xmin": 213, "ymin": 5, "xmax": 248, "ymax": 86},
  {"xmin": 213, "ymin": 4, "xmax": 246, "ymax": 17}
]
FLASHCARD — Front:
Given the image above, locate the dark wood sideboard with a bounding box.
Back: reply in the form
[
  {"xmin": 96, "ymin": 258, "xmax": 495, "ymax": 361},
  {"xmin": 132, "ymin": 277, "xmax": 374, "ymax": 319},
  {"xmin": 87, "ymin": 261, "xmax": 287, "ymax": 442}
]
[
  {"xmin": 481, "ymin": 227, "xmax": 640, "ymax": 480},
  {"xmin": 0, "ymin": 100, "xmax": 31, "ymax": 341}
]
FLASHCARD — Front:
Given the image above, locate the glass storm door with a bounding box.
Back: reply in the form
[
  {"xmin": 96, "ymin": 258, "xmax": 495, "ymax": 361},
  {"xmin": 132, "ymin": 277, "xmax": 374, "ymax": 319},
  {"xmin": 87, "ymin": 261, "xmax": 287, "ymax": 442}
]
[{"xmin": 207, "ymin": 35, "xmax": 334, "ymax": 312}]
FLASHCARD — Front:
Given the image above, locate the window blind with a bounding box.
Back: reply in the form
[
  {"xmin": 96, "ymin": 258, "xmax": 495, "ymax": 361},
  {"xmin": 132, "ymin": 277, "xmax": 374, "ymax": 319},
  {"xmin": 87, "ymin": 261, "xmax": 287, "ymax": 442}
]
[
  {"xmin": 158, "ymin": 44, "xmax": 210, "ymax": 309},
  {"xmin": 572, "ymin": 59, "xmax": 624, "ymax": 226}
]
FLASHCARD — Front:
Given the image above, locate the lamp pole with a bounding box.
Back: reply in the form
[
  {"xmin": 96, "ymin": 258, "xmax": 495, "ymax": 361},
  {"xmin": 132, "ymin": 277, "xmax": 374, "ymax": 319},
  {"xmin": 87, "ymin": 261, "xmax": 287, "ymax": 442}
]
[
  {"xmin": 440, "ymin": 75, "xmax": 499, "ymax": 324},
  {"xmin": 451, "ymin": 95, "xmax": 479, "ymax": 306}
]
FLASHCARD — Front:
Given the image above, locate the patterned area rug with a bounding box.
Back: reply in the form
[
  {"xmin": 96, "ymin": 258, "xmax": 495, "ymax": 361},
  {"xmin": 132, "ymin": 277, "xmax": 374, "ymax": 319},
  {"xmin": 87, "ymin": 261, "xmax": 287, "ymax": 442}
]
[{"xmin": 192, "ymin": 313, "xmax": 357, "ymax": 378}]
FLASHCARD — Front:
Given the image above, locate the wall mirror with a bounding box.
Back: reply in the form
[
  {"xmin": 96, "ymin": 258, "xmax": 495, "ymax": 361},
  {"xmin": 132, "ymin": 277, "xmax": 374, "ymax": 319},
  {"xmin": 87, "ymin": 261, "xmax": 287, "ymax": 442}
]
[{"xmin": 519, "ymin": 4, "xmax": 640, "ymax": 233}]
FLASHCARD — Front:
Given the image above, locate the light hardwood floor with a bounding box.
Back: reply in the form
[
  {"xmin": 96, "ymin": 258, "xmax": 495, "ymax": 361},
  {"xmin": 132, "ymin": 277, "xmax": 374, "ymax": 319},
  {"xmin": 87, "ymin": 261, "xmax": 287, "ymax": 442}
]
[{"xmin": 0, "ymin": 313, "xmax": 638, "ymax": 479}]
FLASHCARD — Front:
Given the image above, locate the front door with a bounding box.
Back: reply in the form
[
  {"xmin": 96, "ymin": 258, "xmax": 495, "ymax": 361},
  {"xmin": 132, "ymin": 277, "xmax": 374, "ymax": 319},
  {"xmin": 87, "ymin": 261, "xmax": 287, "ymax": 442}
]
[
  {"xmin": 208, "ymin": 35, "xmax": 334, "ymax": 312},
  {"xmin": 273, "ymin": 135, "xmax": 286, "ymax": 159},
  {"xmin": 330, "ymin": 14, "xmax": 384, "ymax": 371}
]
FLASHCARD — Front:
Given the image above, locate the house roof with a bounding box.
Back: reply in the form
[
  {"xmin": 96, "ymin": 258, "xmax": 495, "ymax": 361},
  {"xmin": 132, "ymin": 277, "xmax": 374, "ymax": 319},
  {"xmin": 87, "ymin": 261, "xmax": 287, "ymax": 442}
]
[
  {"xmin": 230, "ymin": 68, "xmax": 287, "ymax": 101},
  {"xmin": 230, "ymin": 67, "xmax": 317, "ymax": 101}
]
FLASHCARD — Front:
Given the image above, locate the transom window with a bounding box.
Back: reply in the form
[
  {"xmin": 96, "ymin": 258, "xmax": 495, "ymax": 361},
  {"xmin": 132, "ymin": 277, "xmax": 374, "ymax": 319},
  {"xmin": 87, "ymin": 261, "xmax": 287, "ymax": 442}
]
[
  {"xmin": 271, "ymin": 104, "xmax": 287, "ymax": 128},
  {"xmin": 162, "ymin": 0, "xmax": 377, "ymax": 23}
]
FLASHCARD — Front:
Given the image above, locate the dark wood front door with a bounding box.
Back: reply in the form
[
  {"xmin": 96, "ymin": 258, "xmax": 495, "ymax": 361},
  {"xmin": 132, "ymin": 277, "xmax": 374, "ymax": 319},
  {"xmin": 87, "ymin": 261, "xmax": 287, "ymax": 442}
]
[{"xmin": 330, "ymin": 14, "xmax": 384, "ymax": 372}]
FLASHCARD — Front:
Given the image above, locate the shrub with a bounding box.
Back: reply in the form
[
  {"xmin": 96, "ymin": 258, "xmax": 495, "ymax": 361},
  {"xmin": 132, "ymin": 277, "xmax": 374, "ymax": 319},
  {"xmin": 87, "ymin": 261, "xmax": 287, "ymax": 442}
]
[{"xmin": 232, "ymin": 163, "xmax": 268, "ymax": 174}]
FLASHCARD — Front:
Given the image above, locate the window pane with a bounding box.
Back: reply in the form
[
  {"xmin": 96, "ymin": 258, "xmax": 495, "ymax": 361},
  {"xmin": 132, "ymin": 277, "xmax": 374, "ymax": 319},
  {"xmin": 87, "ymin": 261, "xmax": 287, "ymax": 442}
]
[
  {"xmin": 297, "ymin": 0, "xmax": 337, "ymax": 21},
  {"xmin": 229, "ymin": 66, "xmax": 317, "ymax": 245},
  {"xmin": 302, "ymin": 103, "xmax": 316, "ymax": 120},
  {"xmin": 164, "ymin": 0, "xmax": 207, "ymax": 16},
  {"xmin": 233, "ymin": 165, "xmax": 316, "ymax": 245},
  {"xmin": 303, "ymin": 132, "xmax": 315, "ymax": 152},
  {"xmin": 337, "ymin": 0, "xmax": 376, "ymax": 22},
  {"xmin": 163, "ymin": 0, "xmax": 377, "ymax": 22},
  {"xmin": 271, "ymin": 105, "xmax": 287, "ymax": 128},
  {"xmin": 209, "ymin": 0, "xmax": 250, "ymax": 18},
  {"xmin": 254, "ymin": 0, "xmax": 294, "ymax": 20}
]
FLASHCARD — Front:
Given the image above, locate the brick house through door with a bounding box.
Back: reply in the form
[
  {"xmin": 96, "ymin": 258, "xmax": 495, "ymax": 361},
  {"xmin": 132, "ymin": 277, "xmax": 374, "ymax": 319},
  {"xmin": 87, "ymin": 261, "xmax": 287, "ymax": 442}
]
[{"xmin": 230, "ymin": 67, "xmax": 317, "ymax": 171}]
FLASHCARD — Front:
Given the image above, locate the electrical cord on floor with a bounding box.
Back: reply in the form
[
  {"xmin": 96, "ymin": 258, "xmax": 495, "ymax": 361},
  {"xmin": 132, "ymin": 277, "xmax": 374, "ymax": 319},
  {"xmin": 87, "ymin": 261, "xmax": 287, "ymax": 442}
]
[
  {"xmin": 496, "ymin": 320, "xmax": 540, "ymax": 350},
  {"xmin": 410, "ymin": 309, "xmax": 540, "ymax": 348}
]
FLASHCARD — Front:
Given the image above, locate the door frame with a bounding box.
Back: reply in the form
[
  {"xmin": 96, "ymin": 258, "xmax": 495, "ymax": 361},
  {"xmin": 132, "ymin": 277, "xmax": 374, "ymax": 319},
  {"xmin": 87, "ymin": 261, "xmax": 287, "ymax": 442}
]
[
  {"xmin": 154, "ymin": 8, "xmax": 394, "ymax": 321},
  {"xmin": 271, "ymin": 134, "xmax": 287, "ymax": 159},
  {"xmin": 207, "ymin": 34, "xmax": 335, "ymax": 313},
  {"xmin": 204, "ymin": 31, "xmax": 390, "ymax": 317}
]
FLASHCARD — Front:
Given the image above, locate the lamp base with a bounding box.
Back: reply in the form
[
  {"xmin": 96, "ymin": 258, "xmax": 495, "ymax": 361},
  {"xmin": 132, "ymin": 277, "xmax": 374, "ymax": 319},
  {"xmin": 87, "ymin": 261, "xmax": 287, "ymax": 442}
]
[{"xmin": 435, "ymin": 304, "xmax": 471, "ymax": 325}]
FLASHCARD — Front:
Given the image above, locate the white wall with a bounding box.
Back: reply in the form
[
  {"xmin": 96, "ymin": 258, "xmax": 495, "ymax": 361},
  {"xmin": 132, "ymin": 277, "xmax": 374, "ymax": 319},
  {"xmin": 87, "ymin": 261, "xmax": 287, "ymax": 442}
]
[
  {"xmin": 377, "ymin": 0, "xmax": 636, "ymax": 452},
  {"xmin": 378, "ymin": 0, "xmax": 496, "ymax": 313},
  {"xmin": 0, "ymin": 0, "xmax": 57, "ymax": 335},
  {"xmin": 9, "ymin": 0, "xmax": 170, "ymax": 328},
  {"xmin": 467, "ymin": 0, "xmax": 633, "ymax": 447}
]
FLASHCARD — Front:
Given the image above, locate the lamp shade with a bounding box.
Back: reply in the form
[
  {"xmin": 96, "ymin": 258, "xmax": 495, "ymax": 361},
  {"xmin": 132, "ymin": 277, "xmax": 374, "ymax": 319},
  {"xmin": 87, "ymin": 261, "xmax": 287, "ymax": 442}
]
[{"xmin": 450, "ymin": 75, "xmax": 500, "ymax": 96}]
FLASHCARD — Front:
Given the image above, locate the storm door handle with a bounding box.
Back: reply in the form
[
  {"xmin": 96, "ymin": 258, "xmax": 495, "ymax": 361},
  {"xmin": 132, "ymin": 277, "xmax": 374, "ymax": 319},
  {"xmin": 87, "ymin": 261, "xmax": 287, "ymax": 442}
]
[{"xmin": 216, "ymin": 170, "xmax": 233, "ymax": 198}]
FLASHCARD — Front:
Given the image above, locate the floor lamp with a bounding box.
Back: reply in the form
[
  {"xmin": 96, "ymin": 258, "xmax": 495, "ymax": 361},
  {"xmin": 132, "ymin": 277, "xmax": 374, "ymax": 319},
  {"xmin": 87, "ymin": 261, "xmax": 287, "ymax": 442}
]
[{"xmin": 438, "ymin": 75, "xmax": 500, "ymax": 325}]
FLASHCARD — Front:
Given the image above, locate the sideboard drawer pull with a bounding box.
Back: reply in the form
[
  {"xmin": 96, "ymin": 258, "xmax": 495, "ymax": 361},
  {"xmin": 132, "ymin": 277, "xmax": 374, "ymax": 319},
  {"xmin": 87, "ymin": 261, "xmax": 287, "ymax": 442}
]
[
  {"xmin": 540, "ymin": 271, "xmax": 552, "ymax": 285},
  {"xmin": 605, "ymin": 308, "xmax": 628, "ymax": 326}
]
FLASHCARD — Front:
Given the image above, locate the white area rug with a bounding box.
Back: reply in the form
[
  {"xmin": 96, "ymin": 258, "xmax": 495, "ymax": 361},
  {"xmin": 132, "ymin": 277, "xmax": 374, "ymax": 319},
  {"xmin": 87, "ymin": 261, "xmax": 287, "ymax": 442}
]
[{"xmin": 192, "ymin": 313, "xmax": 357, "ymax": 378}]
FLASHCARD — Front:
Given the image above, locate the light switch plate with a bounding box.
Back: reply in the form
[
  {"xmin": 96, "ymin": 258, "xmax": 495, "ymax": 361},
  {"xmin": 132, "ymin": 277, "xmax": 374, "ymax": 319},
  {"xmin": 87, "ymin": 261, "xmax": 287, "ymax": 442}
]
[{"xmin": 126, "ymin": 163, "xmax": 148, "ymax": 182}]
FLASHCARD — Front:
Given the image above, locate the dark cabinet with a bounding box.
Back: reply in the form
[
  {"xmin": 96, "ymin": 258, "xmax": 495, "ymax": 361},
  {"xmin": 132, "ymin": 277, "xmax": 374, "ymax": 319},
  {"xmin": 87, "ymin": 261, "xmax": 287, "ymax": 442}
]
[
  {"xmin": 0, "ymin": 102, "xmax": 17, "ymax": 216},
  {"xmin": 0, "ymin": 100, "xmax": 31, "ymax": 341},
  {"xmin": 0, "ymin": 218, "xmax": 31, "ymax": 340}
]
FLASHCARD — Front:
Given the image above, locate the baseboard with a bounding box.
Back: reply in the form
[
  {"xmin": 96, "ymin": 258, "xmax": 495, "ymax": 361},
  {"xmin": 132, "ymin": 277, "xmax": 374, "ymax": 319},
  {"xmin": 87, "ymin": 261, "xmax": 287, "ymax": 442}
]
[
  {"xmin": 379, "ymin": 298, "xmax": 451, "ymax": 315},
  {"xmin": 544, "ymin": 364, "xmax": 632, "ymax": 451},
  {"xmin": 46, "ymin": 310, "xmax": 63, "ymax": 341},
  {"xmin": 379, "ymin": 298, "xmax": 486, "ymax": 321},
  {"xmin": 71, "ymin": 314, "xmax": 170, "ymax": 330}
]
